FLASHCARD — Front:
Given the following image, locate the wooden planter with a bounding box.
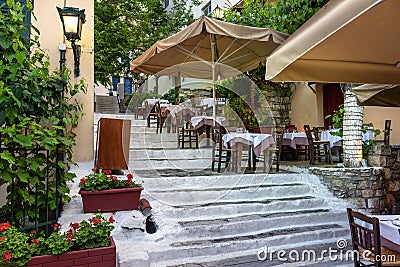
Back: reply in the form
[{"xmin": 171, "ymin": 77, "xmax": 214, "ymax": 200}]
[
  {"xmin": 79, "ymin": 187, "xmax": 143, "ymax": 213},
  {"xmin": 26, "ymin": 237, "xmax": 116, "ymax": 267}
]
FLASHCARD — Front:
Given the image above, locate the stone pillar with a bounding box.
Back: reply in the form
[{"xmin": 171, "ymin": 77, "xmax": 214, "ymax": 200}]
[{"xmin": 343, "ymin": 84, "xmax": 364, "ymax": 167}]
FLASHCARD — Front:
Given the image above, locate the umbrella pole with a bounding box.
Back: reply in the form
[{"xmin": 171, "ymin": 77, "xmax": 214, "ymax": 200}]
[{"xmin": 211, "ymin": 34, "xmax": 217, "ymax": 132}]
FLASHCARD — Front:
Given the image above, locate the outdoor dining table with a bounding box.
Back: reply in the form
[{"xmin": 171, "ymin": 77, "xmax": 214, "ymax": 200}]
[
  {"xmin": 363, "ymin": 215, "xmax": 400, "ymax": 253},
  {"xmin": 223, "ymin": 132, "xmax": 275, "ymax": 171},
  {"xmin": 190, "ymin": 116, "xmax": 226, "ymax": 147},
  {"xmin": 320, "ymin": 129, "xmax": 375, "ymax": 148},
  {"xmin": 282, "ymin": 132, "xmax": 308, "ymax": 149}
]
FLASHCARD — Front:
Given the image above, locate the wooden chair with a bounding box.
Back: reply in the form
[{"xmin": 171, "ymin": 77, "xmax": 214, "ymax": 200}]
[
  {"xmin": 211, "ymin": 125, "xmax": 237, "ymax": 173},
  {"xmin": 146, "ymin": 101, "xmax": 157, "ymax": 128},
  {"xmin": 304, "ymin": 125, "xmax": 332, "ymax": 164},
  {"xmin": 296, "ymin": 143, "xmax": 309, "ymax": 161},
  {"xmin": 347, "ymin": 208, "xmax": 400, "ymax": 267},
  {"xmin": 155, "ymin": 101, "xmax": 168, "ymax": 134},
  {"xmin": 312, "ymin": 126, "xmax": 326, "ymax": 141},
  {"xmin": 285, "ymin": 124, "xmax": 297, "ymax": 133},
  {"xmin": 176, "ymin": 110, "xmax": 198, "ymax": 149},
  {"xmin": 384, "ymin": 120, "xmax": 391, "ymax": 145},
  {"xmin": 264, "ymin": 128, "xmax": 283, "ymax": 172}
]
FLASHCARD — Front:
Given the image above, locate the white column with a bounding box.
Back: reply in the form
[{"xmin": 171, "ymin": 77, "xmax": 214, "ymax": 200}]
[{"xmin": 342, "ymin": 84, "xmax": 364, "ymax": 167}]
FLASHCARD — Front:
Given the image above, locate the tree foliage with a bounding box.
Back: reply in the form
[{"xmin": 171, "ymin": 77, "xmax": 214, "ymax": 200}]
[
  {"xmin": 94, "ymin": 0, "xmax": 200, "ymax": 86},
  {"xmin": 224, "ymin": 0, "xmax": 329, "ymax": 34}
]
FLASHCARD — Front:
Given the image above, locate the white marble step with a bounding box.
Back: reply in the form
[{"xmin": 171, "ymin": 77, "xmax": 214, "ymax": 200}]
[
  {"xmin": 156, "ymin": 198, "xmax": 331, "ymax": 222},
  {"xmin": 174, "ymin": 211, "xmax": 348, "ymax": 240},
  {"xmin": 140, "ymin": 173, "xmax": 305, "ymax": 191},
  {"xmin": 118, "ymin": 225, "xmax": 349, "ymax": 266},
  {"xmin": 129, "ymin": 158, "xmax": 213, "ymax": 170},
  {"xmin": 143, "ymin": 184, "xmax": 313, "ymax": 208},
  {"xmin": 129, "ymin": 148, "xmax": 212, "ymax": 160},
  {"xmin": 147, "ymin": 237, "xmax": 352, "ymax": 267}
]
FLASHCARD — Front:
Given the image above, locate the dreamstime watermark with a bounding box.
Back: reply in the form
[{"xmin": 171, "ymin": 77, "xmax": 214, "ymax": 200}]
[{"xmin": 257, "ymin": 239, "xmax": 397, "ymax": 264}]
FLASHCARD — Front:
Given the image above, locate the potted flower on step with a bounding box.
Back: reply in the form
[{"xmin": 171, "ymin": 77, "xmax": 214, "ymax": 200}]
[
  {"xmin": 0, "ymin": 213, "xmax": 116, "ymax": 267},
  {"xmin": 79, "ymin": 169, "xmax": 143, "ymax": 213}
]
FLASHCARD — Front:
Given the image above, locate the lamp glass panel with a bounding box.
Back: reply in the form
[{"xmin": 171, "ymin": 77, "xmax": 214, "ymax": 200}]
[{"xmin": 64, "ymin": 15, "xmax": 79, "ymax": 34}]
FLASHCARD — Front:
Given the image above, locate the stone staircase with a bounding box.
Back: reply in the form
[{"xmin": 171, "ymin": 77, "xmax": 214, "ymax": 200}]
[{"xmin": 80, "ymin": 114, "xmax": 354, "ymax": 266}]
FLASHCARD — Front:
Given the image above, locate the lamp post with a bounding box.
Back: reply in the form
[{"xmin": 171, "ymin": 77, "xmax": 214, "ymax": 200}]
[
  {"xmin": 213, "ymin": 5, "xmax": 223, "ymax": 19},
  {"xmin": 57, "ymin": 6, "xmax": 86, "ymax": 77}
]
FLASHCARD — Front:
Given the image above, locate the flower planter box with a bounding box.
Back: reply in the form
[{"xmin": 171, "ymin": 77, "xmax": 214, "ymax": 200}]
[
  {"xmin": 26, "ymin": 236, "xmax": 116, "ymax": 267},
  {"xmin": 79, "ymin": 187, "xmax": 143, "ymax": 213}
]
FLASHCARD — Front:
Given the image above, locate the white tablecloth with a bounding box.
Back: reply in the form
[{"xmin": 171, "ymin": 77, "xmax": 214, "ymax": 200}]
[
  {"xmin": 190, "ymin": 116, "xmax": 226, "ymax": 129},
  {"xmin": 372, "ymin": 215, "xmax": 400, "ymax": 246},
  {"xmin": 282, "ymin": 132, "xmax": 308, "ymax": 149},
  {"xmin": 223, "ymin": 133, "xmax": 275, "ymax": 157},
  {"xmin": 142, "ymin": 99, "xmax": 170, "ymax": 107},
  {"xmin": 320, "ymin": 129, "xmax": 374, "ymax": 148}
]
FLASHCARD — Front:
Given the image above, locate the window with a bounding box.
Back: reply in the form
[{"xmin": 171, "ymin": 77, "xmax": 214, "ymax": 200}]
[
  {"xmin": 164, "ymin": 0, "xmax": 170, "ymax": 8},
  {"xmin": 202, "ymin": 1, "xmax": 211, "ymax": 16},
  {"xmin": 0, "ymin": 0, "xmax": 32, "ymax": 46}
]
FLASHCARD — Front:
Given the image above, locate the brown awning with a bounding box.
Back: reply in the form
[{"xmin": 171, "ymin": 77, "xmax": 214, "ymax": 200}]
[
  {"xmin": 265, "ymin": 0, "xmax": 400, "ymax": 84},
  {"xmin": 352, "ymin": 84, "xmax": 400, "ymax": 107}
]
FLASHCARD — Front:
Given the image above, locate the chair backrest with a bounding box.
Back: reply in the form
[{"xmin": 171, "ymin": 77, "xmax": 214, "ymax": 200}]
[
  {"xmin": 384, "ymin": 119, "xmax": 391, "ymax": 145},
  {"xmin": 313, "ymin": 126, "xmax": 326, "ymax": 141},
  {"xmin": 155, "ymin": 101, "xmax": 162, "ymax": 118},
  {"xmin": 304, "ymin": 125, "xmax": 314, "ymax": 145},
  {"xmin": 285, "ymin": 124, "xmax": 297, "ymax": 133},
  {"xmin": 347, "ymin": 208, "xmax": 382, "ymax": 267}
]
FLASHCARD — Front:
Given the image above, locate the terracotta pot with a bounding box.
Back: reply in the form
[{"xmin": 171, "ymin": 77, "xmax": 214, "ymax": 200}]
[
  {"xmin": 79, "ymin": 187, "xmax": 143, "ymax": 213},
  {"xmin": 26, "ymin": 236, "xmax": 116, "ymax": 267}
]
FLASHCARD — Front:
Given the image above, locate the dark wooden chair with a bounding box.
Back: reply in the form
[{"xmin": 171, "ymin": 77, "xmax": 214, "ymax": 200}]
[
  {"xmin": 146, "ymin": 101, "xmax": 157, "ymax": 128},
  {"xmin": 384, "ymin": 120, "xmax": 391, "ymax": 145},
  {"xmin": 211, "ymin": 125, "xmax": 237, "ymax": 173},
  {"xmin": 312, "ymin": 126, "xmax": 326, "ymax": 141},
  {"xmin": 264, "ymin": 128, "xmax": 283, "ymax": 172},
  {"xmin": 304, "ymin": 125, "xmax": 332, "ymax": 164},
  {"xmin": 176, "ymin": 110, "xmax": 198, "ymax": 149},
  {"xmin": 347, "ymin": 208, "xmax": 400, "ymax": 267},
  {"xmin": 155, "ymin": 101, "xmax": 168, "ymax": 133}
]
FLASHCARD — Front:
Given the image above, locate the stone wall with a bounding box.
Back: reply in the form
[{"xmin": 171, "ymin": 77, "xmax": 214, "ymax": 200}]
[
  {"xmin": 259, "ymin": 83, "xmax": 291, "ymax": 126},
  {"xmin": 309, "ymin": 167, "xmax": 384, "ymax": 214},
  {"xmin": 368, "ymin": 145, "xmax": 400, "ymax": 210}
]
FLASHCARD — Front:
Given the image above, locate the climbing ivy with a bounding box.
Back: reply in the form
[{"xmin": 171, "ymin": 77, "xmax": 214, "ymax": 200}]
[{"xmin": 0, "ymin": 0, "xmax": 86, "ymax": 224}]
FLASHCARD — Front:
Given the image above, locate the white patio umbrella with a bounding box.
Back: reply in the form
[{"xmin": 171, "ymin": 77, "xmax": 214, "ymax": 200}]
[{"xmin": 131, "ymin": 16, "xmax": 288, "ymax": 125}]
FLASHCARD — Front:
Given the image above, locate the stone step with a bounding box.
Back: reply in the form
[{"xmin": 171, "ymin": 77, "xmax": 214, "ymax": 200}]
[
  {"xmin": 153, "ymin": 239, "xmax": 352, "ymax": 267},
  {"xmin": 144, "ymin": 183, "xmax": 313, "ymax": 207},
  {"xmin": 117, "ymin": 225, "xmax": 349, "ymax": 266},
  {"xmin": 140, "ymin": 173, "xmax": 305, "ymax": 191},
  {"xmin": 156, "ymin": 198, "xmax": 330, "ymax": 221},
  {"xmin": 174, "ymin": 210, "xmax": 347, "ymax": 240},
  {"xmin": 129, "ymin": 148, "xmax": 213, "ymax": 160},
  {"xmin": 128, "ymin": 158, "xmax": 213, "ymax": 170}
]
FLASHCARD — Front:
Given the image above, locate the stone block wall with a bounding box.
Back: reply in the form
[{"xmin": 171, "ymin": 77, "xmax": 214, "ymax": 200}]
[
  {"xmin": 259, "ymin": 83, "xmax": 291, "ymax": 126},
  {"xmin": 368, "ymin": 145, "xmax": 400, "ymax": 209},
  {"xmin": 309, "ymin": 167, "xmax": 384, "ymax": 214}
]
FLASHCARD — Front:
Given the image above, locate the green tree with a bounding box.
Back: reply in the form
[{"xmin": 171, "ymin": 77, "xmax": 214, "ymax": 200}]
[
  {"xmin": 224, "ymin": 0, "xmax": 329, "ymax": 34},
  {"xmin": 94, "ymin": 0, "xmax": 200, "ymax": 86}
]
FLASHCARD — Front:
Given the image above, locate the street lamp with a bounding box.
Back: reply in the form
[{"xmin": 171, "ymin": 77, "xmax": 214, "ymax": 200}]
[
  {"xmin": 57, "ymin": 6, "xmax": 86, "ymax": 77},
  {"xmin": 213, "ymin": 5, "xmax": 223, "ymax": 19}
]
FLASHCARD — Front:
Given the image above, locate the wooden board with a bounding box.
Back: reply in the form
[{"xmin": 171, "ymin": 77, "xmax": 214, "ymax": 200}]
[{"xmin": 96, "ymin": 118, "xmax": 131, "ymax": 170}]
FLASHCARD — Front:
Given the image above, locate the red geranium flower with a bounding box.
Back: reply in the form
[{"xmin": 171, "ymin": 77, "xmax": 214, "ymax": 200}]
[
  {"xmin": 0, "ymin": 237, "xmax": 6, "ymax": 241},
  {"xmin": 3, "ymin": 252, "xmax": 12, "ymax": 261},
  {"xmin": 70, "ymin": 222, "xmax": 80, "ymax": 229},
  {"xmin": 127, "ymin": 173, "xmax": 133, "ymax": 180},
  {"xmin": 126, "ymin": 180, "xmax": 131, "ymax": 185},
  {"xmin": 0, "ymin": 222, "xmax": 11, "ymax": 232},
  {"xmin": 80, "ymin": 178, "xmax": 86, "ymax": 184},
  {"xmin": 108, "ymin": 216, "xmax": 115, "ymax": 223}
]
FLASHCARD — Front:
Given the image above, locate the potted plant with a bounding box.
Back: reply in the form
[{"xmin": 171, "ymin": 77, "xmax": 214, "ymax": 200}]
[
  {"xmin": 0, "ymin": 213, "xmax": 116, "ymax": 267},
  {"xmin": 79, "ymin": 169, "xmax": 143, "ymax": 213}
]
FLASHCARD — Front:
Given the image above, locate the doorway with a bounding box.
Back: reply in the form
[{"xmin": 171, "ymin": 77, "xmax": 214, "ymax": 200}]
[{"xmin": 323, "ymin": 84, "xmax": 344, "ymax": 128}]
